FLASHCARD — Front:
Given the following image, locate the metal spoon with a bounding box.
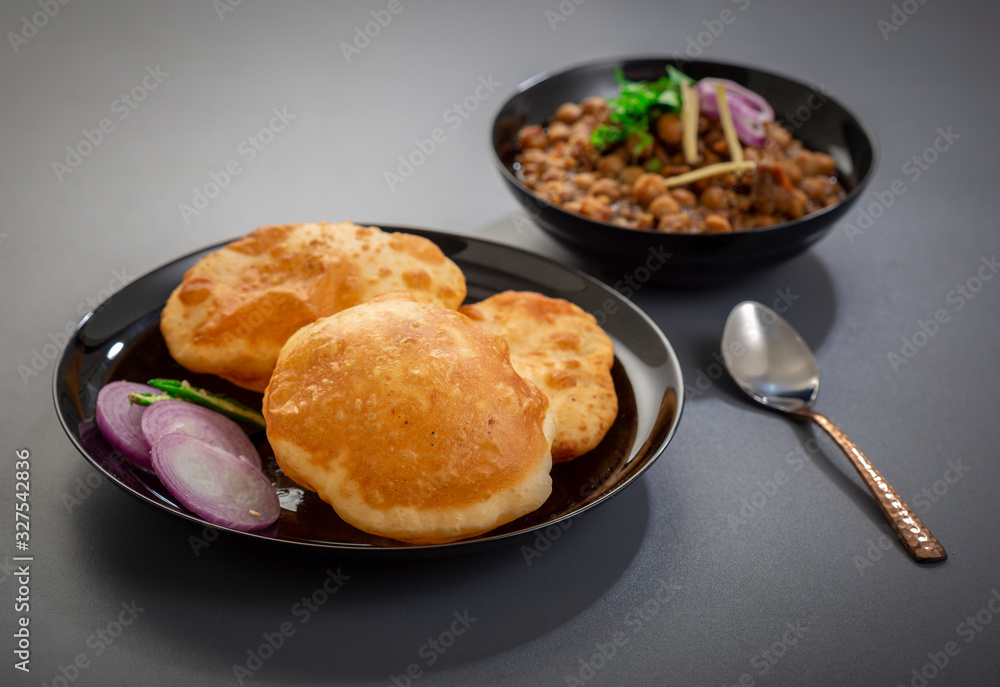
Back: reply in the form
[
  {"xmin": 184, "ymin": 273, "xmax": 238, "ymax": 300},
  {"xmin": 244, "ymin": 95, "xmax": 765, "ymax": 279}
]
[{"xmin": 721, "ymin": 300, "xmax": 946, "ymax": 563}]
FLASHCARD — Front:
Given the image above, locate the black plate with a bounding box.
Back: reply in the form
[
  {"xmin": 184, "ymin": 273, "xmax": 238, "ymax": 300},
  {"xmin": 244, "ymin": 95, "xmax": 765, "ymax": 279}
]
[
  {"xmin": 53, "ymin": 227, "xmax": 683, "ymax": 556},
  {"xmin": 491, "ymin": 56, "xmax": 878, "ymax": 285}
]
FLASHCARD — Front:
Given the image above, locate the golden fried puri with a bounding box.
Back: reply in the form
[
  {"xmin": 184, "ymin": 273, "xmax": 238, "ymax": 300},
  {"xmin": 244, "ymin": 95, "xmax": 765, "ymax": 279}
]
[
  {"xmin": 160, "ymin": 222, "xmax": 466, "ymax": 392},
  {"xmin": 262, "ymin": 293, "xmax": 554, "ymax": 545},
  {"xmin": 460, "ymin": 291, "xmax": 617, "ymax": 462}
]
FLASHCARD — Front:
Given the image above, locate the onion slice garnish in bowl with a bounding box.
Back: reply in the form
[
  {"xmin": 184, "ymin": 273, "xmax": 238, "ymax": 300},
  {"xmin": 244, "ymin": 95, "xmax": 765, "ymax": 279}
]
[
  {"xmin": 140, "ymin": 399, "xmax": 262, "ymax": 470},
  {"xmin": 95, "ymin": 381, "xmax": 158, "ymax": 470},
  {"xmin": 696, "ymin": 77, "xmax": 774, "ymax": 148},
  {"xmin": 150, "ymin": 434, "xmax": 279, "ymax": 531}
]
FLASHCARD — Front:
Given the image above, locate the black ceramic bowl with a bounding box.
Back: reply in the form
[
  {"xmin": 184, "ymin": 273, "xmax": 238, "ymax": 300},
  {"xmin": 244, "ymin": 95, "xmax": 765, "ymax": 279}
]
[{"xmin": 491, "ymin": 57, "xmax": 878, "ymax": 286}]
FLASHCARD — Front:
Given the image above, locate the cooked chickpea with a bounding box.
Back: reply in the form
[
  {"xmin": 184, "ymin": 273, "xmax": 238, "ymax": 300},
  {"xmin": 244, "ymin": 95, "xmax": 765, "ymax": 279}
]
[
  {"xmin": 767, "ymin": 123, "xmax": 792, "ymax": 147},
  {"xmin": 520, "ymin": 148, "xmax": 546, "ymax": 164},
  {"xmin": 572, "ymin": 172, "xmax": 597, "ymax": 190},
  {"xmin": 734, "ymin": 194, "xmax": 754, "ymax": 212},
  {"xmin": 634, "ymin": 213, "xmax": 655, "ymax": 230},
  {"xmin": 813, "ymin": 152, "xmax": 837, "ymax": 176},
  {"xmin": 648, "ymin": 194, "xmax": 681, "ymax": 218},
  {"xmin": 774, "ymin": 188, "xmax": 808, "ymax": 218},
  {"xmin": 580, "ymin": 96, "xmax": 607, "ymax": 116},
  {"xmin": 633, "ymin": 173, "xmax": 668, "ymax": 207},
  {"xmin": 619, "ymin": 165, "xmax": 645, "ymax": 185},
  {"xmin": 711, "ymin": 139, "xmax": 730, "ymax": 155},
  {"xmin": 540, "ymin": 167, "xmax": 568, "ymax": 182},
  {"xmin": 544, "ymin": 153, "xmax": 570, "ymax": 170},
  {"xmin": 789, "ymin": 189, "xmax": 808, "ymax": 217},
  {"xmin": 657, "ymin": 213, "xmax": 691, "ymax": 233},
  {"xmin": 579, "ymin": 196, "xmax": 613, "ymax": 220},
  {"xmin": 569, "ymin": 138, "xmax": 595, "ymax": 158},
  {"xmin": 554, "ymin": 102, "xmax": 583, "ymax": 124},
  {"xmin": 656, "ymin": 113, "xmax": 683, "ymax": 146},
  {"xmin": 699, "ymin": 185, "xmax": 729, "ymax": 210},
  {"xmin": 780, "ymin": 160, "xmax": 803, "ymax": 186},
  {"xmin": 547, "ymin": 121, "xmax": 571, "ymax": 143},
  {"xmin": 589, "ymin": 177, "xmax": 622, "ymax": 201},
  {"xmin": 796, "ymin": 150, "xmax": 836, "ymax": 177},
  {"xmin": 596, "ymin": 155, "xmax": 625, "ymax": 176},
  {"xmin": 541, "ymin": 181, "xmax": 575, "ymax": 203},
  {"xmin": 800, "ymin": 175, "xmax": 831, "ymax": 202},
  {"xmin": 518, "ymin": 125, "xmax": 548, "ymax": 149},
  {"xmin": 703, "ymin": 215, "xmax": 733, "ymax": 233},
  {"xmin": 670, "ymin": 188, "xmax": 697, "ymax": 206}
]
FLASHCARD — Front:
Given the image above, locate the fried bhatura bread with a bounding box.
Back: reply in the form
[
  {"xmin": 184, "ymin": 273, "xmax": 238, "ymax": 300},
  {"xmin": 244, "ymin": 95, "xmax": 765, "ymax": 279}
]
[
  {"xmin": 460, "ymin": 291, "xmax": 617, "ymax": 462},
  {"xmin": 262, "ymin": 293, "xmax": 554, "ymax": 545},
  {"xmin": 160, "ymin": 222, "xmax": 466, "ymax": 392}
]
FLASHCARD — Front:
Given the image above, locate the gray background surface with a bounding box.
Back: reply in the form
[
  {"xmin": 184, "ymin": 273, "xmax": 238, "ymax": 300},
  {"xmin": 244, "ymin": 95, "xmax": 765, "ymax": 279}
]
[{"xmin": 2, "ymin": 1, "xmax": 999, "ymax": 685}]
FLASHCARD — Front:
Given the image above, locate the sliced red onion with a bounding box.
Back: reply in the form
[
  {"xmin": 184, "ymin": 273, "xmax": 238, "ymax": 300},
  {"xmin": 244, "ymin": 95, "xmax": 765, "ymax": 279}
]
[
  {"xmin": 95, "ymin": 381, "xmax": 158, "ymax": 470},
  {"xmin": 141, "ymin": 400, "xmax": 261, "ymax": 470},
  {"xmin": 697, "ymin": 78, "xmax": 774, "ymax": 120},
  {"xmin": 697, "ymin": 78, "xmax": 774, "ymax": 148},
  {"xmin": 151, "ymin": 434, "xmax": 279, "ymax": 531},
  {"xmin": 730, "ymin": 113, "xmax": 768, "ymax": 149}
]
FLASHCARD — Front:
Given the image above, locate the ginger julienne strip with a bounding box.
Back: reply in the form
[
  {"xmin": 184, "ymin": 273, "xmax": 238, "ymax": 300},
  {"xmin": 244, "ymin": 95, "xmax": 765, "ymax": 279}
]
[
  {"xmin": 681, "ymin": 81, "xmax": 700, "ymax": 165},
  {"xmin": 663, "ymin": 160, "xmax": 757, "ymax": 188},
  {"xmin": 714, "ymin": 81, "xmax": 744, "ymax": 165}
]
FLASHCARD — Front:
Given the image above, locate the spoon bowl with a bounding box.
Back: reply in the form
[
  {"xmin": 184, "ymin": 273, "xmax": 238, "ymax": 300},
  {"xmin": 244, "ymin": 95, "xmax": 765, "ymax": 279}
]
[
  {"xmin": 721, "ymin": 301, "xmax": 946, "ymax": 563},
  {"xmin": 722, "ymin": 301, "xmax": 819, "ymax": 413}
]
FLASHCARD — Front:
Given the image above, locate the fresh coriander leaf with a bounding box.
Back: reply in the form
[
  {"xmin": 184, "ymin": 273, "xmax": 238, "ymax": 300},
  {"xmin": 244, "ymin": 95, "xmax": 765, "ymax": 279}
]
[
  {"xmin": 657, "ymin": 91, "xmax": 680, "ymax": 108},
  {"xmin": 590, "ymin": 65, "xmax": 692, "ymax": 153},
  {"xmin": 666, "ymin": 65, "xmax": 694, "ymax": 85}
]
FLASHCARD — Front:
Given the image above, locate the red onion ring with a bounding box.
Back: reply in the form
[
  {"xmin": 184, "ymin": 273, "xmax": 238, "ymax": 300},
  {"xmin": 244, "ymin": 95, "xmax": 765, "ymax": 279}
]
[
  {"xmin": 696, "ymin": 78, "xmax": 774, "ymax": 148},
  {"xmin": 95, "ymin": 381, "xmax": 158, "ymax": 470},
  {"xmin": 141, "ymin": 399, "xmax": 261, "ymax": 470},
  {"xmin": 151, "ymin": 434, "xmax": 279, "ymax": 531}
]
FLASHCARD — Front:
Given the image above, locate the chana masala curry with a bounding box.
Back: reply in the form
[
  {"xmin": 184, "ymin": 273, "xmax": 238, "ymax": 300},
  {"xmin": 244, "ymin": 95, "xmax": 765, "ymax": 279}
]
[{"xmin": 513, "ymin": 67, "xmax": 844, "ymax": 234}]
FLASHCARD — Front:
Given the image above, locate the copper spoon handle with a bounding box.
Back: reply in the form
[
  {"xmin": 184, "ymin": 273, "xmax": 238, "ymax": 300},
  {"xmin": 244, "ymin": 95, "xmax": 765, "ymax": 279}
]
[{"xmin": 795, "ymin": 408, "xmax": 947, "ymax": 563}]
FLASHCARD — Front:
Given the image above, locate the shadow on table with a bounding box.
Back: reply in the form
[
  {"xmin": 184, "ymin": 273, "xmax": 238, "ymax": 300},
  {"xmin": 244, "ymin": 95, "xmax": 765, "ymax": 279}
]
[
  {"xmin": 629, "ymin": 249, "xmax": 838, "ymax": 406},
  {"xmin": 467, "ymin": 219, "xmax": 838, "ymax": 409},
  {"xmin": 627, "ymin": 250, "xmax": 923, "ymax": 544},
  {"xmin": 69, "ymin": 470, "xmax": 654, "ymax": 683}
]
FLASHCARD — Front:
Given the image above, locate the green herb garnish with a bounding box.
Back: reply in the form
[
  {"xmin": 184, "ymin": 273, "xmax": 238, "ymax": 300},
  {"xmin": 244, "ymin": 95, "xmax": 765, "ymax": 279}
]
[
  {"xmin": 591, "ymin": 66, "xmax": 694, "ymax": 156},
  {"xmin": 128, "ymin": 378, "xmax": 266, "ymax": 430}
]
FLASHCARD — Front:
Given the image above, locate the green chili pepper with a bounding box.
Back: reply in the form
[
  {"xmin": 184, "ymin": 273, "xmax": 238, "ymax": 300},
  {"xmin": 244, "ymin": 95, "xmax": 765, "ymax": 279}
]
[{"xmin": 128, "ymin": 378, "xmax": 266, "ymax": 430}]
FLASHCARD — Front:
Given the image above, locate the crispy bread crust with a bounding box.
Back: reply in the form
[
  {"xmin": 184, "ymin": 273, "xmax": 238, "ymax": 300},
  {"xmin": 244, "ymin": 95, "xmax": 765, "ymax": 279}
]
[
  {"xmin": 460, "ymin": 291, "xmax": 617, "ymax": 461},
  {"xmin": 262, "ymin": 293, "xmax": 553, "ymax": 544},
  {"xmin": 160, "ymin": 222, "xmax": 466, "ymax": 392}
]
